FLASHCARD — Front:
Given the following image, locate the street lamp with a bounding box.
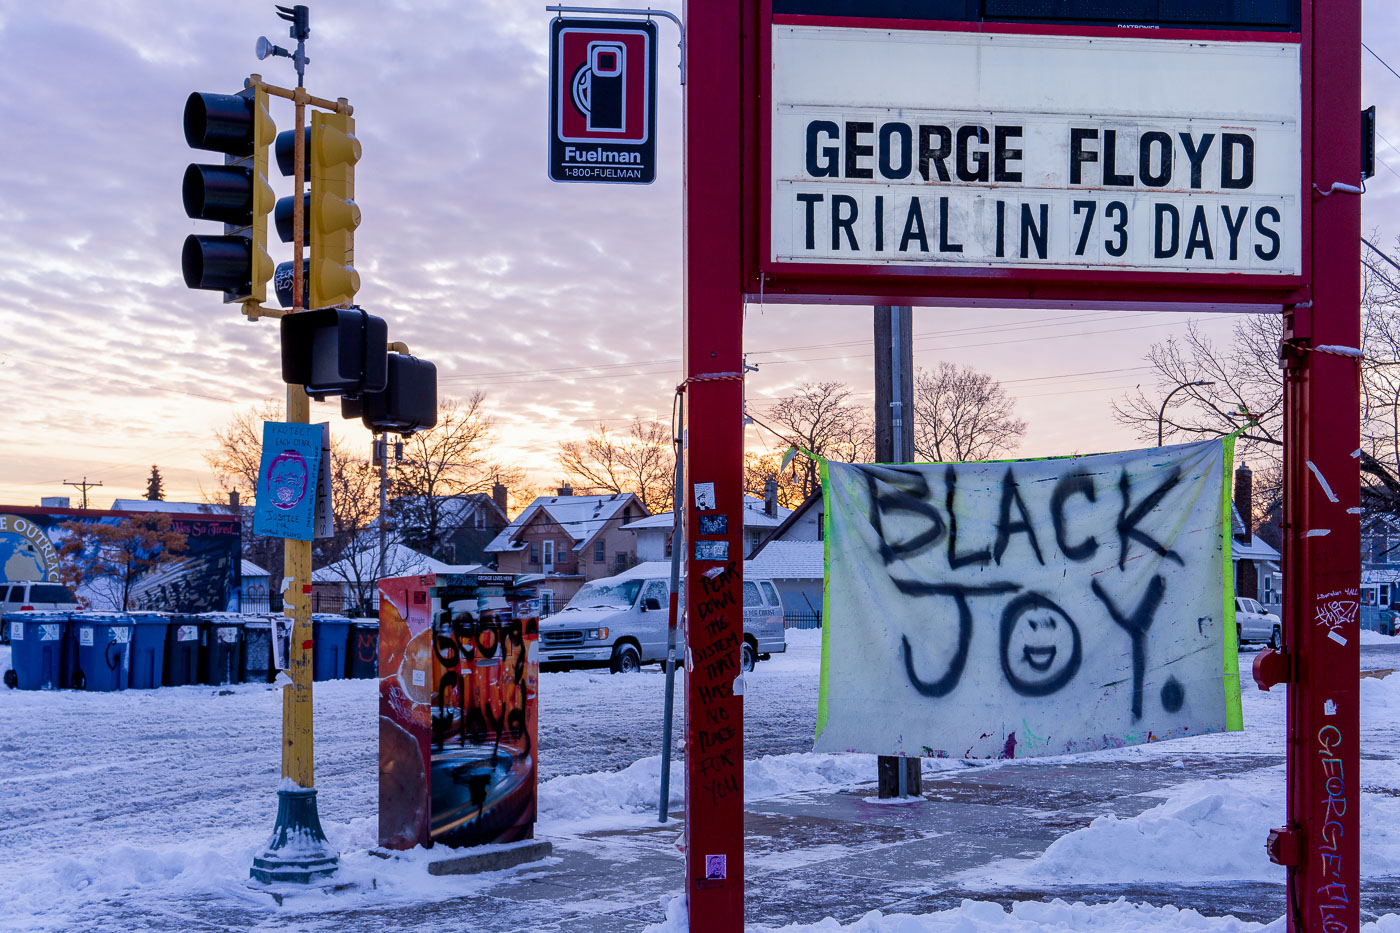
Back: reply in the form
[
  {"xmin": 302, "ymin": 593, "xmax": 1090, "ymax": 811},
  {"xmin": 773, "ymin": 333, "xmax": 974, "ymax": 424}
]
[{"xmin": 1158, "ymin": 380, "xmax": 1215, "ymax": 446}]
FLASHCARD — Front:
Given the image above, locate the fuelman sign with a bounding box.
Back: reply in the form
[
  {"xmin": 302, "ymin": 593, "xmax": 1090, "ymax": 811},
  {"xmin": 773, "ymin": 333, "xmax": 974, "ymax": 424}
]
[{"xmin": 770, "ymin": 27, "xmax": 1302, "ymax": 275}]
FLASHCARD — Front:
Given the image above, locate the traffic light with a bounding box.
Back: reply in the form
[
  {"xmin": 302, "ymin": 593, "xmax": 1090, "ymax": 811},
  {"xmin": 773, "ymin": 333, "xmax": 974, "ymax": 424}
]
[
  {"xmin": 309, "ymin": 111, "xmax": 361, "ymax": 309},
  {"xmin": 343, "ymin": 353, "xmax": 437, "ymax": 434},
  {"xmin": 182, "ymin": 85, "xmax": 276, "ymax": 303},
  {"xmin": 273, "ymin": 126, "xmax": 309, "ymax": 308},
  {"xmin": 280, "ymin": 307, "xmax": 388, "ymax": 400}
]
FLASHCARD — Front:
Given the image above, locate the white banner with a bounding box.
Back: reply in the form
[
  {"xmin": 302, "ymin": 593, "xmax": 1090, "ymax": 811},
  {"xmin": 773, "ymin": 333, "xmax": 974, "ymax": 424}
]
[
  {"xmin": 771, "ymin": 27, "xmax": 1302, "ymax": 275},
  {"xmin": 816, "ymin": 438, "xmax": 1242, "ymax": 760}
]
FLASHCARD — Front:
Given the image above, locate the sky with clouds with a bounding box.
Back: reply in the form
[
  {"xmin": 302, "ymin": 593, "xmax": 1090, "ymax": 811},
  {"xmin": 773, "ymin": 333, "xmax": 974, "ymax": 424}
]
[{"xmin": 1, "ymin": 0, "xmax": 1398, "ymax": 510}]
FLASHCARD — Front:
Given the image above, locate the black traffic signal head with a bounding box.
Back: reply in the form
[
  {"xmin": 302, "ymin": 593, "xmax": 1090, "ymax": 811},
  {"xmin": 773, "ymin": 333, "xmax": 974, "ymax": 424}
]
[
  {"xmin": 349, "ymin": 354, "xmax": 437, "ymax": 435},
  {"xmin": 281, "ymin": 307, "xmax": 388, "ymax": 400},
  {"xmin": 181, "ymin": 86, "xmax": 275, "ymax": 303}
]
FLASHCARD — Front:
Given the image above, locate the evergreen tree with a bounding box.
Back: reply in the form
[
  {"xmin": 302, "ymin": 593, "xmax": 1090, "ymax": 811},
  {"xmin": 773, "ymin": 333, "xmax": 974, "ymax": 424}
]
[{"xmin": 146, "ymin": 465, "xmax": 165, "ymax": 501}]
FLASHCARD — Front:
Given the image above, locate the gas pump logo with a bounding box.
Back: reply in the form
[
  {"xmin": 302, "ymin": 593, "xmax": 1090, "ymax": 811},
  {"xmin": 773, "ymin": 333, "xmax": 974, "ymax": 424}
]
[
  {"xmin": 572, "ymin": 41, "xmax": 627, "ymax": 133},
  {"xmin": 555, "ymin": 25, "xmax": 651, "ymax": 145}
]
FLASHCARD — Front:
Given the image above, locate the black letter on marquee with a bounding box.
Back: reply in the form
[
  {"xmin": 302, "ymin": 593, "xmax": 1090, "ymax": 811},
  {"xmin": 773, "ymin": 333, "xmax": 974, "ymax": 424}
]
[
  {"xmin": 845, "ymin": 121, "xmax": 874, "ymax": 179},
  {"xmin": 994, "ymin": 125, "xmax": 1023, "ymax": 182},
  {"xmin": 1179, "ymin": 132, "xmax": 1214, "ymax": 189},
  {"xmin": 919, "ymin": 125, "xmax": 952, "ymax": 182},
  {"xmin": 1221, "ymin": 134, "xmax": 1255, "ymax": 189},
  {"xmin": 1185, "ymin": 205, "xmax": 1214, "ymax": 260},
  {"xmin": 1154, "ymin": 203, "xmax": 1180, "ymax": 259},
  {"xmin": 806, "ymin": 121, "xmax": 840, "ymax": 178},
  {"xmin": 832, "ymin": 195, "xmax": 859, "ymax": 250},
  {"xmin": 900, "ymin": 198, "xmax": 929, "ymax": 253},
  {"xmin": 1221, "ymin": 205, "xmax": 1248, "ymax": 261},
  {"xmin": 880, "ymin": 123, "xmax": 912, "ymax": 179},
  {"xmin": 1020, "ymin": 203, "xmax": 1048, "ymax": 260},
  {"xmin": 1139, "ymin": 131, "xmax": 1173, "ymax": 188},
  {"xmin": 1102, "ymin": 130, "xmax": 1134, "ymax": 186},
  {"xmin": 1070, "ymin": 128, "xmax": 1099, "ymax": 185},
  {"xmin": 939, "ymin": 197, "xmax": 964, "ymax": 253},
  {"xmin": 796, "ymin": 193, "xmax": 824, "ymax": 250},
  {"xmin": 1254, "ymin": 206, "xmax": 1281, "ymax": 261},
  {"xmin": 1091, "ymin": 575, "xmax": 1167, "ymax": 720}
]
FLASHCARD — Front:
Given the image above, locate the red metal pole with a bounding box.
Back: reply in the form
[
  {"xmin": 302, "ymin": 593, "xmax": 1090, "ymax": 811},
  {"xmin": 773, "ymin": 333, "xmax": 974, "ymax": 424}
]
[
  {"xmin": 1276, "ymin": 1, "xmax": 1362, "ymax": 929},
  {"xmin": 683, "ymin": 0, "xmax": 746, "ymax": 928}
]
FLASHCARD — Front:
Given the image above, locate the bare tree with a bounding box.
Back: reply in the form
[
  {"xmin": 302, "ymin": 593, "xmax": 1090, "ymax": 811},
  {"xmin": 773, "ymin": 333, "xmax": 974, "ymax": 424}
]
[
  {"xmin": 557, "ymin": 418, "xmax": 676, "ymax": 512},
  {"xmin": 1112, "ymin": 317, "xmax": 1283, "ymax": 463},
  {"xmin": 743, "ymin": 451, "xmax": 807, "ymax": 510},
  {"xmin": 392, "ymin": 392, "xmax": 524, "ymax": 560},
  {"xmin": 911, "ymin": 362, "xmax": 1027, "ymax": 462},
  {"xmin": 1114, "ymin": 244, "xmax": 1400, "ymax": 523},
  {"xmin": 763, "ymin": 382, "xmax": 873, "ymax": 500},
  {"xmin": 203, "ymin": 400, "xmax": 284, "ymax": 575}
]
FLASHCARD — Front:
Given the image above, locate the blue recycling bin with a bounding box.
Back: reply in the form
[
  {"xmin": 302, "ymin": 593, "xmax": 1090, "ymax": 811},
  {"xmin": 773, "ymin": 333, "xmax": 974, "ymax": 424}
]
[
  {"xmin": 3, "ymin": 612, "xmax": 68, "ymax": 690},
  {"xmin": 163, "ymin": 614, "xmax": 204, "ymax": 686},
  {"xmin": 311, "ymin": 614, "xmax": 353, "ymax": 681},
  {"xmin": 199, "ymin": 614, "xmax": 245, "ymax": 686},
  {"xmin": 127, "ymin": 612, "xmax": 169, "ymax": 689},
  {"xmin": 70, "ymin": 612, "xmax": 133, "ymax": 691}
]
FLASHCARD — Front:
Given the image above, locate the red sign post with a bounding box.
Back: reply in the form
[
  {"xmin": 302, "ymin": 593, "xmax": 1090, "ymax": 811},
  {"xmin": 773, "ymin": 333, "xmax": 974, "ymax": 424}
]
[{"xmin": 682, "ymin": 1, "xmax": 1361, "ymax": 930}]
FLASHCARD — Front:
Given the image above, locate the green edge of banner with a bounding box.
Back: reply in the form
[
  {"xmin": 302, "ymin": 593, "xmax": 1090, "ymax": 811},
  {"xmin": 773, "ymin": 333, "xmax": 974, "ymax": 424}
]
[
  {"xmin": 1221, "ymin": 432, "xmax": 1243, "ymax": 731},
  {"xmin": 815, "ymin": 453, "xmax": 834, "ymax": 742}
]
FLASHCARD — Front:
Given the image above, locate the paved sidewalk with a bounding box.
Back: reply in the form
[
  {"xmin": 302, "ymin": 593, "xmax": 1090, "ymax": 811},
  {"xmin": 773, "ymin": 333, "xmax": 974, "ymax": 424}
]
[{"xmin": 57, "ymin": 751, "xmax": 1400, "ymax": 932}]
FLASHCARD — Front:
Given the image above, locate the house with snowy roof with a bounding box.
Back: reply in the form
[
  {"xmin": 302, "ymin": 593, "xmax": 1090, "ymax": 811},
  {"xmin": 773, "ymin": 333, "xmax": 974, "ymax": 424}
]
[
  {"xmin": 485, "ymin": 486, "xmax": 648, "ymax": 611},
  {"xmin": 621, "ymin": 482, "xmax": 793, "ymax": 564},
  {"xmin": 389, "ymin": 484, "xmax": 510, "ymax": 565}
]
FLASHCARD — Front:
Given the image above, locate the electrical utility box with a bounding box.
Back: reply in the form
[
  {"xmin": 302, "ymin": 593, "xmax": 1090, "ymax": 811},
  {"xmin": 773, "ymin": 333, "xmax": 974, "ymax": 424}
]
[{"xmin": 377, "ymin": 572, "xmax": 540, "ymax": 850}]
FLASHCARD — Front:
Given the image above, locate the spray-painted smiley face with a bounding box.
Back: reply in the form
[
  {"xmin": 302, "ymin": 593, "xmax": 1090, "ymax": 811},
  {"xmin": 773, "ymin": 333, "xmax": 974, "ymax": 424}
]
[{"xmin": 999, "ymin": 592, "xmax": 1083, "ymax": 697}]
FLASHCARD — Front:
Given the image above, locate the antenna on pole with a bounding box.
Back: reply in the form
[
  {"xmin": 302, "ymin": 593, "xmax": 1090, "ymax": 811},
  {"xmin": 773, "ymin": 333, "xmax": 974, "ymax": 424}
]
[{"xmin": 257, "ymin": 4, "xmax": 310, "ymax": 87}]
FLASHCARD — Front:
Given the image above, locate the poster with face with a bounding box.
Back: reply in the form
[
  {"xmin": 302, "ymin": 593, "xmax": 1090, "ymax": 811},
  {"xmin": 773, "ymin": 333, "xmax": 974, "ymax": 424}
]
[
  {"xmin": 252, "ymin": 422, "xmax": 323, "ymax": 541},
  {"xmin": 815, "ymin": 437, "xmax": 1242, "ymax": 760}
]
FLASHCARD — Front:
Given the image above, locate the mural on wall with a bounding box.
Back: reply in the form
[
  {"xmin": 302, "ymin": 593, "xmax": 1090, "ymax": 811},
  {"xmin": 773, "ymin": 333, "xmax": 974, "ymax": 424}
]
[
  {"xmin": 379, "ymin": 573, "xmax": 540, "ymax": 850},
  {"xmin": 815, "ymin": 437, "xmax": 1242, "ymax": 760},
  {"xmin": 0, "ymin": 506, "xmax": 240, "ymax": 613}
]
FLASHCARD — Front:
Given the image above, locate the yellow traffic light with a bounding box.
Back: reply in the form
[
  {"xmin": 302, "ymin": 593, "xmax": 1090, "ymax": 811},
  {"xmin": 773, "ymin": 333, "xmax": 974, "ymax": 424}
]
[
  {"xmin": 308, "ymin": 110, "xmax": 361, "ymax": 309},
  {"xmin": 181, "ymin": 82, "xmax": 276, "ymax": 303}
]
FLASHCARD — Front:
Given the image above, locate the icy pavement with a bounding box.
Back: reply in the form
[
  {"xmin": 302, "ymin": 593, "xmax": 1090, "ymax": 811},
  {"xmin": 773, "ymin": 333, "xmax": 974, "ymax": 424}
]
[{"xmin": 0, "ymin": 633, "xmax": 1398, "ymax": 931}]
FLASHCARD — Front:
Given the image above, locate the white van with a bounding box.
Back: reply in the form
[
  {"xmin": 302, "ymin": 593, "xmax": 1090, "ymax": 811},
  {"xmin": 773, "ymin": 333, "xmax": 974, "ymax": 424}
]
[{"xmin": 538, "ymin": 561, "xmax": 787, "ymax": 673}]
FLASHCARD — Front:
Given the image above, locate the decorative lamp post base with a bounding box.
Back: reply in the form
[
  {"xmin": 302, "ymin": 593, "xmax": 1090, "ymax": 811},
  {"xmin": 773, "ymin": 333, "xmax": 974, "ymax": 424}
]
[{"xmin": 250, "ymin": 787, "xmax": 339, "ymax": 884}]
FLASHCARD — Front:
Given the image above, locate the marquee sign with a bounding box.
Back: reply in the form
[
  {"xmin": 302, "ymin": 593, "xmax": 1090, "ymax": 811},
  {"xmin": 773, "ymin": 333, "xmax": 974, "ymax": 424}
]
[{"xmin": 753, "ymin": 3, "xmax": 1308, "ymax": 309}]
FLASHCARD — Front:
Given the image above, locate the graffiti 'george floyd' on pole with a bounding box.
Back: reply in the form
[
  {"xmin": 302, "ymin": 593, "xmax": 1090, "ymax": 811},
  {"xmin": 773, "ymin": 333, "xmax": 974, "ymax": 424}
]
[{"xmin": 677, "ymin": 0, "xmax": 1360, "ymax": 929}]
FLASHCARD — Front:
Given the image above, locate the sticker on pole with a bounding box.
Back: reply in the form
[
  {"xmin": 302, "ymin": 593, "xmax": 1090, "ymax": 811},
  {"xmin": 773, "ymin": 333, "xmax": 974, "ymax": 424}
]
[{"xmin": 548, "ymin": 17, "xmax": 657, "ymax": 185}]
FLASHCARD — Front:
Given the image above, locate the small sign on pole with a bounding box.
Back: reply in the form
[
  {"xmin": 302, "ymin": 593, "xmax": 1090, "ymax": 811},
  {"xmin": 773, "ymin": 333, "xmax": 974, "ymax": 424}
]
[
  {"xmin": 548, "ymin": 17, "xmax": 657, "ymax": 185},
  {"xmin": 253, "ymin": 421, "xmax": 323, "ymax": 541}
]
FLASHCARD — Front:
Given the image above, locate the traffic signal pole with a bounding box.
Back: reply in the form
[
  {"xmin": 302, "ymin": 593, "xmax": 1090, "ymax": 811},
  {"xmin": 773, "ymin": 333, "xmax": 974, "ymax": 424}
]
[{"xmin": 248, "ymin": 76, "xmax": 350, "ymax": 885}]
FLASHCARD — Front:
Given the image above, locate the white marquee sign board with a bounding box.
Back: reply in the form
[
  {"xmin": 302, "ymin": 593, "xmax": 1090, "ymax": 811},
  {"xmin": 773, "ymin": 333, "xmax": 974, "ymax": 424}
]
[{"xmin": 770, "ymin": 27, "xmax": 1302, "ymax": 275}]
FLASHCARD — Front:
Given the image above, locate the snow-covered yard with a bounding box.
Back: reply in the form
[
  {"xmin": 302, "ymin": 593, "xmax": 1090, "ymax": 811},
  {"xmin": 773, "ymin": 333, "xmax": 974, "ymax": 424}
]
[{"xmin": 0, "ymin": 632, "xmax": 1398, "ymax": 931}]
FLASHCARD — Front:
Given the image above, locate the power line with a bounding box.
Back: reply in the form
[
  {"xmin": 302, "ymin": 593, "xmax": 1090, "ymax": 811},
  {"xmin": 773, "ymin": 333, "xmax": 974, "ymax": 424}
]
[{"xmin": 1364, "ymin": 42, "xmax": 1400, "ymax": 84}]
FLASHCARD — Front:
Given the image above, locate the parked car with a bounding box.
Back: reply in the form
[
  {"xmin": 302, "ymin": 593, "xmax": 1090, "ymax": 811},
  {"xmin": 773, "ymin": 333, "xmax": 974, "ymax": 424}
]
[
  {"xmin": 537, "ymin": 562, "xmax": 786, "ymax": 673},
  {"xmin": 0, "ymin": 581, "xmax": 80, "ymax": 644},
  {"xmin": 1236, "ymin": 596, "xmax": 1281, "ymax": 648}
]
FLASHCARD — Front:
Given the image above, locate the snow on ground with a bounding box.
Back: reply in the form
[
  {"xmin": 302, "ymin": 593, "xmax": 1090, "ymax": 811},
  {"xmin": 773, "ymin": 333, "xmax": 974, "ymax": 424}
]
[
  {"xmin": 1, "ymin": 628, "xmax": 1398, "ymax": 931},
  {"xmin": 646, "ymin": 896, "xmax": 1400, "ymax": 933}
]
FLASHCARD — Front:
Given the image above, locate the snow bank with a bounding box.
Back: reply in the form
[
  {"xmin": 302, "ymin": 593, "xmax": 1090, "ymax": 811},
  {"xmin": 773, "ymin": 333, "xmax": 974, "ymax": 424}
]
[
  {"xmin": 539, "ymin": 751, "xmax": 909, "ymax": 834},
  {"xmin": 1360, "ymin": 629, "xmax": 1397, "ymax": 645},
  {"xmin": 645, "ymin": 897, "xmax": 1286, "ymax": 932},
  {"xmin": 967, "ymin": 772, "xmax": 1400, "ymax": 886}
]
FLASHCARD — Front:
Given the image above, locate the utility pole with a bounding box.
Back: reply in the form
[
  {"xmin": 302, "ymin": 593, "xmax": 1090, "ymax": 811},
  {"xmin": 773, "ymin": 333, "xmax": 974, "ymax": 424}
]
[
  {"xmin": 63, "ymin": 478, "xmax": 103, "ymax": 510},
  {"xmin": 873, "ymin": 305, "xmax": 920, "ymax": 799},
  {"xmin": 375, "ymin": 435, "xmax": 389, "ymax": 585}
]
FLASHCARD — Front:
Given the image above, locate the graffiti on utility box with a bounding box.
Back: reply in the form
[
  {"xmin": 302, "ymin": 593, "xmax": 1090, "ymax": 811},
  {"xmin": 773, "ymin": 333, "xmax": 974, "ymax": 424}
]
[{"xmin": 815, "ymin": 437, "xmax": 1242, "ymax": 760}]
